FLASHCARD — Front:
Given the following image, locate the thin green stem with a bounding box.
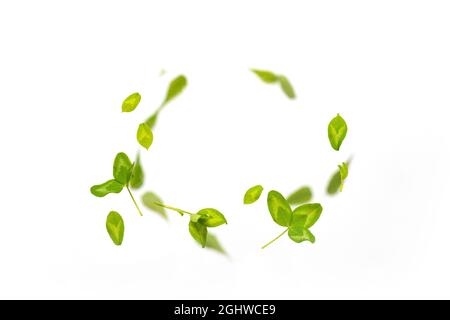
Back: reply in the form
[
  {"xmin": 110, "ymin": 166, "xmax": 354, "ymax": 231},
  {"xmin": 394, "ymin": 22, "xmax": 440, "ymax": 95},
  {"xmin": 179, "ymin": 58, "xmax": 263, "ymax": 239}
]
[
  {"xmin": 127, "ymin": 186, "xmax": 143, "ymax": 217},
  {"xmin": 262, "ymin": 228, "xmax": 288, "ymax": 250},
  {"xmin": 154, "ymin": 202, "xmax": 194, "ymax": 216}
]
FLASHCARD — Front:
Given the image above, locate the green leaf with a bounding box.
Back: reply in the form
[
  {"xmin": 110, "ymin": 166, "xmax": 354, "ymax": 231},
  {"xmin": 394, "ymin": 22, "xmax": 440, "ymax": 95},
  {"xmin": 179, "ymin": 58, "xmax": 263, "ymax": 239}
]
[
  {"xmin": 106, "ymin": 211, "xmax": 125, "ymax": 246},
  {"xmin": 278, "ymin": 75, "xmax": 296, "ymax": 99},
  {"xmin": 327, "ymin": 158, "xmax": 352, "ymax": 195},
  {"xmin": 244, "ymin": 185, "xmax": 264, "ymax": 204},
  {"xmin": 137, "ymin": 123, "xmax": 153, "ymax": 150},
  {"xmin": 189, "ymin": 221, "xmax": 208, "ymax": 248},
  {"xmin": 328, "ymin": 114, "xmax": 348, "ymax": 151},
  {"xmin": 113, "ymin": 152, "xmax": 133, "ymax": 185},
  {"xmin": 141, "ymin": 192, "xmax": 168, "ymax": 219},
  {"xmin": 251, "ymin": 69, "xmax": 278, "ymax": 83},
  {"xmin": 205, "ymin": 233, "xmax": 227, "ymax": 255},
  {"xmin": 129, "ymin": 153, "xmax": 144, "ymax": 189},
  {"xmin": 267, "ymin": 190, "xmax": 292, "ymax": 227},
  {"xmin": 291, "ymin": 203, "xmax": 323, "ymax": 229},
  {"xmin": 287, "ymin": 186, "xmax": 313, "ymax": 205},
  {"xmin": 288, "ymin": 227, "xmax": 315, "ymax": 244},
  {"xmin": 163, "ymin": 75, "xmax": 187, "ymax": 106},
  {"xmin": 338, "ymin": 162, "xmax": 349, "ymax": 192},
  {"xmin": 122, "ymin": 93, "xmax": 141, "ymax": 112},
  {"xmin": 196, "ymin": 208, "xmax": 227, "ymax": 227},
  {"xmin": 90, "ymin": 179, "xmax": 123, "ymax": 197},
  {"xmin": 145, "ymin": 112, "xmax": 159, "ymax": 129}
]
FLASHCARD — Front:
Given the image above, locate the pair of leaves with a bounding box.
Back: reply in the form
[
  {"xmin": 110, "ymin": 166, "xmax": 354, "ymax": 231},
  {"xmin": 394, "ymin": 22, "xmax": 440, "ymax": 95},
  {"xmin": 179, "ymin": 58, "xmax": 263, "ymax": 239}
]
[
  {"xmin": 328, "ymin": 114, "xmax": 348, "ymax": 151},
  {"xmin": 91, "ymin": 152, "xmax": 133, "ymax": 197},
  {"xmin": 106, "ymin": 211, "xmax": 125, "ymax": 246},
  {"xmin": 189, "ymin": 208, "xmax": 227, "ymax": 248},
  {"xmin": 267, "ymin": 191, "xmax": 322, "ymax": 244},
  {"xmin": 251, "ymin": 69, "xmax": 296, "ymax": 99},
  {"xmin": 145, "ymin": 75, "xmax": 188, "ymax": 129}
]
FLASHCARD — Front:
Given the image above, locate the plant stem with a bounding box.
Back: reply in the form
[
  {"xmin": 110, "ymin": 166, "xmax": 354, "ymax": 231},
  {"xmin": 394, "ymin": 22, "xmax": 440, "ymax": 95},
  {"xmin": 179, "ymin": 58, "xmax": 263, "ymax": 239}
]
[
  {"xmin": 127, "ymin": 186, "xmax": 143, "ymax": 217},
  {"xmin": 262, "ymin": 228, "xmax": 288, "ymax": 250},
  {"xmin": 154, "ymin": 202, "xmax": 194, "ymax": 216}
]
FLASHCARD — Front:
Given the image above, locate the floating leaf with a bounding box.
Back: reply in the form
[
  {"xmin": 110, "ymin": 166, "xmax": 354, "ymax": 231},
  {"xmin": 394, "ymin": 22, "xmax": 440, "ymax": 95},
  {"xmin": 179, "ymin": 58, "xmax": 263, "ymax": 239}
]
[
  {"xmin": 251, "ymin": 69, "xmax": 278, "ymax": 83},
  {"xmin": 267, "ymin": 190, "xmax": 292, "ymax": 227},
  {"xmin": 129, "ymin": 153, "xmax": 144, "ymax": 189},
  {"xmin": 328, "ymin": 114, "xmax": 348, "ymax": 151},
  {"xmin": 113, "ymin": 152, "xmax": 133, "ymax": 185},
  {"xmin": 189, "ymin": 221, "xmax": 207, "ymax": 248},
  {"xmin": 288, "ymin": 227, "xmax": 315, "ymax": 244},
  {"xmin": 141, "ymin": 192, "xmax": 167, "ymax": 219},
  {"xmin": 145, "ymin": 112, "xmax": 159, "ymax": 129},
  {"xmin": 338, "ymin": 162, "xmax": 349, "ymax": 192},
  {"xmin": 106, "ymin": 211, "xmax": 125, "ymax": 246},
  {"xmin": 163, "ymin": 75, "xmax": 187, "ymax": 106},
  {"xmin": 137, "ymin": 123, "xmax": 153, "ymax": 150},
  {"xmin": 291, "ymin": 203, "xmax": 323, "ymax": 229},
  {"xmin": 205, "ymin": 233, "xmax": 227, "ymax": 255},
  {"xmin": 196, "ymin": 208, "xmax": 227, "ymax": 227},
  {"xmin": 244, "ymin": 185, "xmax": 264, "ymax": 204},
  {"xmin": 326, "ymin": 158, "xmax": 352, "ymax": 195},
  {"xmin": 90, "ymin": 179, "xmax": 123, "ymax": 197},
  {"xmin": 122, "ymin": 93, "xmax": 141, "ymax": 112},
  {"xmin": 287, "ymin": 186, "xmax": 312, "ymax": 205},
  {"xmin": 278, "ymin": 75, "xmax": 296, "ymax": 99}
]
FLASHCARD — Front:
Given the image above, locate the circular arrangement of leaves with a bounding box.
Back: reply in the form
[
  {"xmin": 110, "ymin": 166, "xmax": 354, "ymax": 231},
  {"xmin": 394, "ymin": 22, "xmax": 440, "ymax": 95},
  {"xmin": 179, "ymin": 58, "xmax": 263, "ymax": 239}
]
[{"xmin": 91, "ymin": 70, "xmax": 350, "ymax": 252}]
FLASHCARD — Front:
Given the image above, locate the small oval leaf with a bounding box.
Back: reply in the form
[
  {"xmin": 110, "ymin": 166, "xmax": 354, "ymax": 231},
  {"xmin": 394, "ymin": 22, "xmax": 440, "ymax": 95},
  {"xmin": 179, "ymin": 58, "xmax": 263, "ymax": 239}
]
[
  {"xmin": 288, "ymin": 227, "xmax": 315, "ymax": 244},
  {"xmin": 90, "ymin": 179, "xmax": 123, "ymax": 197},
  {"xmin": 291, "ymin": 203, "xmax": 323, "ymax": 229},
  {"xmin": 122, "ymin": 93, "xmax": 141, "ymax": 112},
  {"xmin": 106, "ymin": 211, "xmax": 125, "ymax": 246},
  {"xmin": 244, "ymin": 185, "xmax": 264, "ymax": 204},
  {"xmin": 141, "ymin": 192, "xmax": 167, "ymax": 219},
  {"xmin": 113, "ymin": 152, "xmax": 133, "ymax": 185},
  {"xmin": 287, "ymin": 186, "xmax": 313, "ymax": 205},
  {"xmin": 163, "ymin": 75, "xmax": 187, "ymax": 106},
  {"xmin": 267, "ymin": 190, "xmax": 292, "ymax": 227},
  {"xmin": 189, "ymin": 221, "xmax": 207, "ymax": 248},
  {"xmin": 328, "ymin": 114, "xmax": 348, "ymax": 151},
  {"xmin": 137, "ymin": 123, "xmax": 153, "ymax": 150},
  {"xmin": 196, "ymin": 208, "xmax": 227, "ymax": 227},
  {"xmin": 278, "ymin": 75, "xmax": 296, "ymax": 99},
  {"xmin": 129, "ymin": 153, "xmax": 144, "ymax": 189},
  {"xmin": 251, "ymin": 69, "xmax": 278, "ymax": 83}
]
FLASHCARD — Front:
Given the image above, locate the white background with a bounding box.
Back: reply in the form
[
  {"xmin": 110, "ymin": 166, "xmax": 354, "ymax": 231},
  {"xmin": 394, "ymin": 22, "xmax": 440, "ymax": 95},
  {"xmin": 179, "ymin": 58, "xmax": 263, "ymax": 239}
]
[{"xmin": 1, "ymin": 0, "xmax": 450, "ymax": 299}]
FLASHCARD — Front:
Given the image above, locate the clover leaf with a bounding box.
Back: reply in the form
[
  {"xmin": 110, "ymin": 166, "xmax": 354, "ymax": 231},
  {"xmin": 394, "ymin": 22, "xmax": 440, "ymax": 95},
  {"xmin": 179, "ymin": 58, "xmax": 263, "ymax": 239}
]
[
  {"xmin": 328, "ymin": 114, "xmax": 348, "ymax": 151},
  {"xmin": 106, "ymin": 211, "xmax": 125, "ymax": 246}
]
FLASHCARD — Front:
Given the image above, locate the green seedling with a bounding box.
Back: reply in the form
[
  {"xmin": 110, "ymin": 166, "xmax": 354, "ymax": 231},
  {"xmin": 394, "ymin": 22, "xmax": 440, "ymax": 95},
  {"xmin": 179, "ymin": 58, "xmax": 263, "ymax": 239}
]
[
  {"xmin": 145, "ymin": 75, "xmax": 188, "ymax": 129},
  {"xmin": 328, "ymin": 113, "xmax": 347, "ymax": 151},
  {"xmin": 91, "ymin": 152, "xmax": 144, "ymax": 216},
  {"xmin": 154, "ymin": 202, "xmax": 227, "ymax": 248},
  {"xmin": 244, "ymin": 185, "xmax": 264, "ymax": 204},
  {"xmin": 251, "ymin": 69, "xmax": 296, "ymax": 99},
  {"xmin": 262, "ymin": 190, "xmax": 322, "ymax": 249}
]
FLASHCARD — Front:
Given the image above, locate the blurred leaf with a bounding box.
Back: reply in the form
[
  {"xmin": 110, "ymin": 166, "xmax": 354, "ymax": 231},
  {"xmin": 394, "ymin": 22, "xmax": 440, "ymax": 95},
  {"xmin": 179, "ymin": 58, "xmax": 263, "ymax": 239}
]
[
  {"xmin": 205, "ymin": 233, "xmax": 227, "ymax": 255},
  {"xmin": 106, "ymin": 211, "xmax": 125, "ymax": 246},
  {"xmin": 137, "ymin": 123, "xmax": 153, "ymax": 150},
  {"xmin": 287, "ymin": 186, "xmax": 312, "ymax": 205},
  {"xmin": 163, "ymin": 75, "xmax": 187, "ymax": 106},
  {"xmin": 243, "ymin": 185, "xmax": 264, "ymax": 204},
  {"xmin": 141, "ymin": 192, "xmax": 168, "ymax": 219},
  {"xmin": 327, "ymin": 158, "xmax": 352, "ymax": 195},
  {"xmin": 251, "ymin": 69, "xmax": 278, "ymax": 83},
  {"xmin": 113, "ymin": 152, "xmax": 133, "ymax": 185},
  {"xmin": 338, "ymin": 162, "xmax": 349, "ymax": 192},
  {"xmin": 145, "ymin": 112, "xmax": 159, "ymax": 129},
  {"xmin": 328, "ymin": 114, "xmax": 348, "ymax": 151},
  {"xmin": 278, "ymin": 75, "xmax": 296, "ymax": 99},
  {"xmin": 196, "ymin": 208, "xmax": 227, "ymax": 227},
  {"xmin": 90, "ymin": 179, "xmax": 123, "ymax": 197},
  {"xmin": 288, "ymin": 227, "xmax": 315, "ymax": 244},
  {"xmin": 267, "ymin": 190, "xmax": 292, "ymax": 227},
  {"xmin": 129, "ymin": 153, "xmax": 144, "ymax": 189},
  {"xmin": 122, "ymin": 93, "xmax": 141, "ymax": 112},
  {"xmin": 189, "ymin": 221, "xmax": 207, "ymax": 248}
]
